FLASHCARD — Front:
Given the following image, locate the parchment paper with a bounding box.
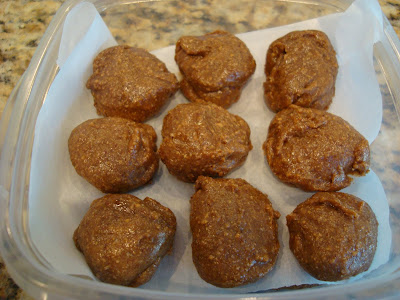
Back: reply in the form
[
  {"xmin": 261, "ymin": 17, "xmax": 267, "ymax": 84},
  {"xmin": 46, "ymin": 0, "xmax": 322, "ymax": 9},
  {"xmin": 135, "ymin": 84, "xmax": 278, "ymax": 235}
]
[{"xmin": 29, "ymin": 0, "xmax": 391, "ymax": 293}]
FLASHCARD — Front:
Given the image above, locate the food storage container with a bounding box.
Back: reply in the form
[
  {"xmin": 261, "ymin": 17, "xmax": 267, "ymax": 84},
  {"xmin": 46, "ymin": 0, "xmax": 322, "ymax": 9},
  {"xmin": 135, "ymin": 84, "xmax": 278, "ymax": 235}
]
[{"xmin": 1, "ymin": 0, "xmax": 399, "ymax": 299}]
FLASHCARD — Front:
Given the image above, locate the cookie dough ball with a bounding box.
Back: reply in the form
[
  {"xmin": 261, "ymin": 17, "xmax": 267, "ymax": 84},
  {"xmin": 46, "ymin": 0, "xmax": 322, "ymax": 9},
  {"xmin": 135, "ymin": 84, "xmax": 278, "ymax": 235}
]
[
  {"xmin": 264, "ymin": 30, "xmax": 338, "ymax": 112},
  {"xmin": 74, "ymin": 194, "xmax": 176, "ymax": 287},
  {"xmin": 175, "ymin": 30, "xmax": 256, "ymax": 108},
  {"xmin": 263, "ymin": 105, "xmax": 370, "ymax": 192},
  {"xmin": 86, "ymin": 45, "xmax": 179, "ymax": 122},
  {"xmin": 68, "ymin": 117, "xmax": 158, "ymax": 193},
  {"xmin": 286, "ymin": 192, "xmax": 378, "ymax": 281},
  {"xmin": 159, "ymin": 103, "xmax": 252, "ymax": 183},
  {"xmin": 190, "ymin": 176, "xmax": 280, "ymax": 288}
]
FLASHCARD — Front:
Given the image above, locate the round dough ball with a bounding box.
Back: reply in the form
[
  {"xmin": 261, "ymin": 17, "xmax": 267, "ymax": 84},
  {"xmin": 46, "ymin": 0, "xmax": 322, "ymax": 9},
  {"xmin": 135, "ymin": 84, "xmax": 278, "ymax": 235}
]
[
  {"xmin": 159, "ymin": 102, "xmax": 252, "ymax": 183},
  {"xmin": 175, "ymin": 30, "xmax": 256, "ymax": 108},
  {"xmin": 190, "ymin": 176, "xmax": 280, "ymax": 287},
  {"xmin": 86, "ymin": 45, "xmax": 179, "ymax": 122},
  {"xmin": 264, "ymin": 30, "xmax": 338, "ymax": 112},
  {"xmin": 286, "ymin": 192, "xmax": 378, "ymax": 281},
  {"xmin": 74, "ymin": 194, "xmax": 176, "ymax": 287},
  {"xmin": 68, "ymin": 117, "xmax": 158, "ymax": 193},
  {"xmin": 263, "ymin": 105, "xmax": 370, "ymax": 191}
]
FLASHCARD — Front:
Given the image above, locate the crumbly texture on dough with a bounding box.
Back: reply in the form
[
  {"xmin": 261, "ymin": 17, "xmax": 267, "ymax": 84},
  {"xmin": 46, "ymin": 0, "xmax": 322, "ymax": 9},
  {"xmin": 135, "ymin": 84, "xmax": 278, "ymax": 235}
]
[
  {"xmin": 159, "ymin": 102, "xmax": 252, "ymax": 183},
  {"xmin": 73, "ymin": 194, "xmax": 176, "ymax": 287},
  {"xmin": 86, "ymin": 45, "xmax": 179, "ymax": 122},
  {"xmin": 264, "ymin": 30, "xmax": 338, "ymax": 112},
  {"xmin": 286, "ymin": 192, "xmax": 378, "ymax": 281},
  {"xmin": 190, "ymin": 176, "xmax": 280, "ymax": 288},
  {"xmin": 179, "ymin": 78, "xmax": 242, "ymax": 108},
  {"xmin": 263, "ymin": 105, "xmax": 370, "ymax": 192},
  {"xmin": 68, "ymin": 117, "xmax": 158, "ymax": 193},
  {"xmin": 175, "ymin": 30, "xmax": 256, "ymax": 108}
]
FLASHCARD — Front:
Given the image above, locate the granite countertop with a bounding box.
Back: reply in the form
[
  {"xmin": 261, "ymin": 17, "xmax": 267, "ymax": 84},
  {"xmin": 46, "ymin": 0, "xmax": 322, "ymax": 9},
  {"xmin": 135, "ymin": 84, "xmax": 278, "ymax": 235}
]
[{"xmin": 1, "ymin": 0, "xmax": 400, "ymax": 299}]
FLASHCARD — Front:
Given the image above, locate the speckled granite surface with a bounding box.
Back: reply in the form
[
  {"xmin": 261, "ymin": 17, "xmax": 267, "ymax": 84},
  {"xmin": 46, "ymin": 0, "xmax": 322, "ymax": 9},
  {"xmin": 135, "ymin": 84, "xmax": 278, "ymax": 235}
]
[{"xmin": 1, "ymin": 0, "xmax": 400, "ymax": 299}]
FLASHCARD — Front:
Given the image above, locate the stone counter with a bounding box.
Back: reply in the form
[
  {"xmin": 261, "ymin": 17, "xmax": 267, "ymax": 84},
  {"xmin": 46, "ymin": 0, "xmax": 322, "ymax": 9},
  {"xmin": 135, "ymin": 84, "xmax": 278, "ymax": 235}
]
[{"xmin": 1, "ymin": 0, "xmax": 400, "ymax": 299}]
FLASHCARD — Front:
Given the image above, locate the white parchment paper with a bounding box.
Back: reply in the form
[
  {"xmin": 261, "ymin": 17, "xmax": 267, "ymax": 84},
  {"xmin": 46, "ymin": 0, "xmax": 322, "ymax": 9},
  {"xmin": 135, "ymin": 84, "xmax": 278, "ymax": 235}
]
[{"xmin": 29, "ymin": 0, "xmax": 391, "ymax": 293}]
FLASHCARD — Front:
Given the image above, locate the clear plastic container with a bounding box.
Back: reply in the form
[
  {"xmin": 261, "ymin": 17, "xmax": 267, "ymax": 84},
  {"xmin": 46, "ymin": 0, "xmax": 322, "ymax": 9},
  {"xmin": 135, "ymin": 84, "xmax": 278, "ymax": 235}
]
[{"xmin": 1, "ymin": 0, "xmax": 400, "ymax": 299}]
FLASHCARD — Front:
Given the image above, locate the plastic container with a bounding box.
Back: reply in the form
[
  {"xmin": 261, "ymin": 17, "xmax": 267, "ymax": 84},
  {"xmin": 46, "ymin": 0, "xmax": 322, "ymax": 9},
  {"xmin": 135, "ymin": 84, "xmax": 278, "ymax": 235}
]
[{"xmin": 1, "ymin": 0, "xmax": 400, "ymax": 299}]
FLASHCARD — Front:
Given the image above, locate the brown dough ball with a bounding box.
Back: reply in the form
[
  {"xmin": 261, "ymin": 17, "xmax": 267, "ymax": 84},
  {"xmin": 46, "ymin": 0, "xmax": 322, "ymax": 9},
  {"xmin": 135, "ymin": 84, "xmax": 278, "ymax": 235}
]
[
  {"xmin": 73, "ymin": 194, "xmax": 176, "ymax": 287},
  {"xmin": 190, "ymin": 176, "xmax": 280, "ymax": 288},
  {"xmin": 286, "ymin": 192, "xmax": 378, "ymax": 281},
  {"xmin": 263, "ymin": 105, "xmax": 370, "ymax": 192},
  {"xmin": 159, "ymin": 103, "xmax": 252, "ymax": 183},
  {"xmin": 264, "ymin": 30, "xmax": 338, "ymax": 112},
  {"xmin": 68, "ymin": 117, "xmax": 158, "ymax": 193},
  {"xmin": 175, "ymin": 30, "xmax": 256, "ymax": 108},
  {"xmin": 86, "ymin": 45, "xmax": 179, "ymax": 122}
]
